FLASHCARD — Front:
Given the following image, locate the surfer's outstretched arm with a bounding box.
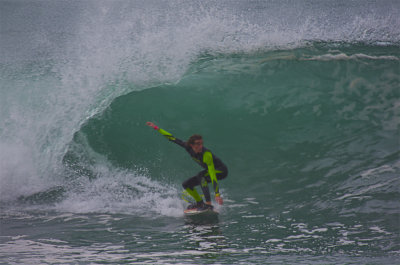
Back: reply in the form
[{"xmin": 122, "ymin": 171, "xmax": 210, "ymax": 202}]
[{"xmin": 146, "ymin": 122, "xmax": 186, "ymax": 148}]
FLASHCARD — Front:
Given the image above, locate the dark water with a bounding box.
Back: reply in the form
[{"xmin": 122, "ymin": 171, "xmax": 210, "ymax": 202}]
[{"xmin": 1, "ymin": 1, "xmax": 399, "ymax": 264}]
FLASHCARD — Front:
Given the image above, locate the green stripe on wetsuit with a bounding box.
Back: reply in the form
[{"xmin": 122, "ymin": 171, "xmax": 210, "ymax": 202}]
[
  {"xmin": 202, "ymin": 151, "xmax": 219, "ymax": 194},
  {"xmin": 185, "ymin": 188, "xmax": 202, "ymax": 202},
  {"xmin": 159, "ymin": 128, "xmax": 176, "ymax": 141}
]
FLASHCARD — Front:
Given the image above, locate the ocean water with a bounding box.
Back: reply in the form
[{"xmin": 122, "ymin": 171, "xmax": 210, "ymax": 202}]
[{"xmin": 1, "ymin": 0, "xmax": 399, "ymax": 264}]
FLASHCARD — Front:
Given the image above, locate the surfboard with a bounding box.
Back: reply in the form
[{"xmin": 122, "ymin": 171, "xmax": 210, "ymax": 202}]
[
  {"xmin": 184, "ymin": 207, "xmax": 219, "ymax": 224},
  {"xmin": 184, "ymin": 207, "xmax": 218, "ymax": 216}
]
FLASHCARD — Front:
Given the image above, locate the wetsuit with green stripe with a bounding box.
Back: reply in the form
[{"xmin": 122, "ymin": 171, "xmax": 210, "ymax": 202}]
[{"xmin": 157, "ymin": 128, "xmax": 228, "ymax": 203}]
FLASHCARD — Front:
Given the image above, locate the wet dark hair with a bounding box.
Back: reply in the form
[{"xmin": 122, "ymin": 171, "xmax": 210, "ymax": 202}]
[{"xmin": 187, "ymin": 134, "xmax": 202, "ymax": 146}]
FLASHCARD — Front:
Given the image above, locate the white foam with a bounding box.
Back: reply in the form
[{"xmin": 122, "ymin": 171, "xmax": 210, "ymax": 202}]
[
  {"xmin": 55, "ymin": 164, "xmax": 183, "ymax": 217},
  {"xmin": 303, "ymin": 53, "xmax": 399, "ymax": 61}
]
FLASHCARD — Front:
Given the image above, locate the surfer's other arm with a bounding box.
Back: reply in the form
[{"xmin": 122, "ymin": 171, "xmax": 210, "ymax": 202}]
[{"xmin": 203, "ymin": 151, "xmax": 223, "ymax": 205}]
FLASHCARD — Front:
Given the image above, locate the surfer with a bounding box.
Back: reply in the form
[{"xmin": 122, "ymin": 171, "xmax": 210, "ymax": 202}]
[{"xmin": 146, "ymin": 122, "xmax": 228, "ymax": 210}]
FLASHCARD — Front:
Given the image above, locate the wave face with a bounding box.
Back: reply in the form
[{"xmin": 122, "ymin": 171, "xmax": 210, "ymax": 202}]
[{"xmin": 1, "ymin": 0, "xmax": 399, "ymax": 263}]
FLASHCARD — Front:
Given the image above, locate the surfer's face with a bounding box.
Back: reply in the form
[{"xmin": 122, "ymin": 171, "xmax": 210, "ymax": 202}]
[{"xmin": 191, "ymin": 139, "xmax": 203, "ymax": 154}]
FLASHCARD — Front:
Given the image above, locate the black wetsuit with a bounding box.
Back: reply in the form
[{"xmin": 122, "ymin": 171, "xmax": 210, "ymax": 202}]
[{"xmin": 156, "ymin": 127, "xmax": 228, "ymax": 202}]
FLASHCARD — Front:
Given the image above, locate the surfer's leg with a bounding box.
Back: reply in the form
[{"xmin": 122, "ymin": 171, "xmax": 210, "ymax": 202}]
[
  {"xmin": 182, "ymin": 170, "xmax": 213, "ymax": 203},
  {"xmin": 200, "ymin": 177, "xmax": 211, "ymax": 203},
  {"xmin": 182, "ymin": 175, "xmax": 202, "ymax": 202},
  {"xmin": 192, "ymin": 170, "xmax": 212, "ymax": 203},
  {"xmin": 202, "ymin": 169, "xmax": 227, "ymax": 202},
  {"xmin": 182, "ymin": 169, "xmax": 226, "ymax": 207}
]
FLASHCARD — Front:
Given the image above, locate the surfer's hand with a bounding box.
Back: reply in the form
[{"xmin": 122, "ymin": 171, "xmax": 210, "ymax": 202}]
[
  {"xmin": 146, "ymin": 122, "xmax": 158, "ymax": 130},
  {"xmin": 215, "ymin": 194, "xmax": 223, "ymax": 205}
]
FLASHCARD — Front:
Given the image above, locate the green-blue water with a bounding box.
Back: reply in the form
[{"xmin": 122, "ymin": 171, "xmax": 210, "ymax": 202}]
[{"xmin": 1, "ymin": 1, "xmax": 399, "ymax": 264}]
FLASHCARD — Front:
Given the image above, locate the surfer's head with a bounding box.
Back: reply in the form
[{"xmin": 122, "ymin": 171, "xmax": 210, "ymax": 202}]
[{"xmin": 188, "ymin": 134, "xmax": 203, "ymax": 153}]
